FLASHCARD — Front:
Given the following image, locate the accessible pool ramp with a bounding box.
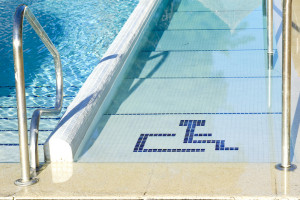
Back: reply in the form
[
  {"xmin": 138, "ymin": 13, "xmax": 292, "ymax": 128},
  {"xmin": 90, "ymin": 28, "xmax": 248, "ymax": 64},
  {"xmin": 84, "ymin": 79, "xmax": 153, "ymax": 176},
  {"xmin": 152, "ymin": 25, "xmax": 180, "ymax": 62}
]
[
  {"xmin": 3, "ymin": 0, "xmax": 300, "ymax": 199},
  {"xmin": 76, "ymin": 0, "xmax": 283, "ymax": 163}
]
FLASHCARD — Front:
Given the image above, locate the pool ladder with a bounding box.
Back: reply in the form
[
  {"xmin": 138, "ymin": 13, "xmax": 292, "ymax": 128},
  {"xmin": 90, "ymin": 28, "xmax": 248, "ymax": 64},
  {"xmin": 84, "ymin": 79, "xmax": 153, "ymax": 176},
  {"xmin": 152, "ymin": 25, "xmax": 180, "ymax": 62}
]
[{"xmin": 13, "ymin": 4, "xmax": 63, "ymax": 186}]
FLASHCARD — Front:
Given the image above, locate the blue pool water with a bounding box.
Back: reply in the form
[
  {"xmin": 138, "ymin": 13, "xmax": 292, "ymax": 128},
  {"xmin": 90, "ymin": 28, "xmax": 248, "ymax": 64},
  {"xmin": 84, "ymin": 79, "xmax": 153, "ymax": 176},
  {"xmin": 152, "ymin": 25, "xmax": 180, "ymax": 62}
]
[
  {"xmin": 0, "ymin": 0, "xmax": 138, "ymax": 162},
  {"xmin": 76, "ymin": 0, "xmax": 284, "ymax": 162}
]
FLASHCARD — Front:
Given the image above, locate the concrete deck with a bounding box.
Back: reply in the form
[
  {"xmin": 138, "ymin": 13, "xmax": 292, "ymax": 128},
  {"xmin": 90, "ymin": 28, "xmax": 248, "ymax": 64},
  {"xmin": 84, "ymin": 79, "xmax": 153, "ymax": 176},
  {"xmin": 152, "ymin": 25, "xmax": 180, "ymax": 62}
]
[{"xmin": 1, "ymin": 163, "xmax": 300, "ymax": 200}]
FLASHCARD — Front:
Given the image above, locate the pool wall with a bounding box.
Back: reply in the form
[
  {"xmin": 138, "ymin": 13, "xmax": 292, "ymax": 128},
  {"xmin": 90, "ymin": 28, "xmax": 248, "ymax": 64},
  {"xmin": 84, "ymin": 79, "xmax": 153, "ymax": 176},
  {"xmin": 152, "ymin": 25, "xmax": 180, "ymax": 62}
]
[{"xmin": 44, "ymin": 0, "xmax": 161, "ymax": 162}]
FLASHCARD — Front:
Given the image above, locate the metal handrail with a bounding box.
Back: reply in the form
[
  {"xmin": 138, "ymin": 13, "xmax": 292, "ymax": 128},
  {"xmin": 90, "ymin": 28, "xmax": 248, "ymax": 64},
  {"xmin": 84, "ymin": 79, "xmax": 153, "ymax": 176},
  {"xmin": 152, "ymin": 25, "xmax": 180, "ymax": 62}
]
[
  {"xmin": 267, "ymin": 0, "xmax": 273, "ymax": 69},
  {"xmin": 13, "ymin": 4, "xmax": 63, "ymax": 186},
  {"xmin": 266, "ymin": 0, "xmax": 296, "ymax": 170},
  {"xmin": 276, "ymin": 0, "xmax": 296, "ymax": 171}
]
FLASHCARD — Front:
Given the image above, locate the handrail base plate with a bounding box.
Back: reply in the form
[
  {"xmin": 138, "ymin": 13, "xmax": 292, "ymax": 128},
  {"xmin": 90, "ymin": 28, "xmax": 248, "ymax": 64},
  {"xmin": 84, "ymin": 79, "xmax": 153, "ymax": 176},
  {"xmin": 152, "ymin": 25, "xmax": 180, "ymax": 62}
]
[
  {"xmin": 275, "ymin": 163, "xmax": 297, "ymax": 171},
  {"xmin": 14, "ymin": 177, "xmax": 39, "ymax": 186}
]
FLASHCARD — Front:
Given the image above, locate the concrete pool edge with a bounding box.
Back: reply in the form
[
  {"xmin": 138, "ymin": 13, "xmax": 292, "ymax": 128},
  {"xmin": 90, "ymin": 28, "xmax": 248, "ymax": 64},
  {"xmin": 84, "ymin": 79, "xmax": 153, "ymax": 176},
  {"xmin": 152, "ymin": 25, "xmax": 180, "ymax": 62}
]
[
  {"xmin": 43, "ymin": 0, "xmax": 161, "ymax": 162},
  {"xmin": 1, "ymin": 162, "xmax": 300, "ymax": 199}
]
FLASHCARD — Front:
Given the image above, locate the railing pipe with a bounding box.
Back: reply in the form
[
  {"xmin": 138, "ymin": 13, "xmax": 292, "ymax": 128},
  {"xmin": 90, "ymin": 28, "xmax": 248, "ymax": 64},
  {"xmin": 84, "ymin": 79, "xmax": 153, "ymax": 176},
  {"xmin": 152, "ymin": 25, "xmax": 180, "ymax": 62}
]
[
  {"xmin": 13, "ymin": 5, "xmax": 33, "ymax": 186},
  {"xmin": 13, "ymin": 4, "xmax": 63, "ymax": 186},
  {"xmin": 276, "ymin": 0, "xmax": 296, "ymax": 171},
  {"xmin": 281, "ymin": 0, "xmax": 293, "ymax": 168},
  {"xmin": 267, "ymin": 0, "xmax": 273, "ymax": 69}
]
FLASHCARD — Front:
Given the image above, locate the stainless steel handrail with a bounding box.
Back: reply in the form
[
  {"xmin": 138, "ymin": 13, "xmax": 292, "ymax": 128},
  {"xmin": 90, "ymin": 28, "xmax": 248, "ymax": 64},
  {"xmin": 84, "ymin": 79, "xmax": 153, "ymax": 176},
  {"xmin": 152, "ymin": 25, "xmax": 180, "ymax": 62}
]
[
  {"xmin": 276, "ymin": 0, "xmax": 296, "ymax": 171},
  {"xmin": 13, "ymin": 4, "xmax": 63, "ymax": 186},
  {"xmin": 267, "ymin": 0, "xmax": 273, "ymax": 69}
]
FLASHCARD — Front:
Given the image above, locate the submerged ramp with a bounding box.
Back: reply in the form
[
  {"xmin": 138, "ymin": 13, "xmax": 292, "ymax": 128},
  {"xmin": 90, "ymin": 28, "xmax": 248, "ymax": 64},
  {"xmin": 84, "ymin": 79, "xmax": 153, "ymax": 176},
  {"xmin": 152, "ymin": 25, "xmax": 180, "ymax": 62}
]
[{"xmin": 76, "ymin": 0, "xmax": 283, "ymax": 162}]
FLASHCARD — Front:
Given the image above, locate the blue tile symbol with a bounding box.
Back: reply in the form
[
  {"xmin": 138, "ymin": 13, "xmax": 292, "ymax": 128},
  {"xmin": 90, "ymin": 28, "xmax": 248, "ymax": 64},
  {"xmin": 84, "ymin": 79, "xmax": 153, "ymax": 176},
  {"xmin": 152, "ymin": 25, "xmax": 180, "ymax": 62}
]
[{"xmin": 133, "ymin": 120, "xmax": 238, "ymax": 153}]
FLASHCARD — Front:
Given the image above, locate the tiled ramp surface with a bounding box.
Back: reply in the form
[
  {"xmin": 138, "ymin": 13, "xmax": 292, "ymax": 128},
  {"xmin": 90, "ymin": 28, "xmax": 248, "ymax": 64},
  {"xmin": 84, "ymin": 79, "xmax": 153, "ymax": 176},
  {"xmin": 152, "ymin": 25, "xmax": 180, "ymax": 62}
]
[{"xmin": 77, "ymin": 0, "xmax": 283, "ymax": 162}]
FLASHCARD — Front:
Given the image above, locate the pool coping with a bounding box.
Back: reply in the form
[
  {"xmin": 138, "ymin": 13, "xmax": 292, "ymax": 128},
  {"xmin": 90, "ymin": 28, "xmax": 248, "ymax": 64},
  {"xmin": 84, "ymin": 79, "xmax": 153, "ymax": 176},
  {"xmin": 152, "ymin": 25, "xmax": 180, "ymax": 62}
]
[
  {"xmin": 2, "ymin": 162, "xmax": 300, "ymax": 199},
  {"xmin": 44, "ymin": 0, "xmax": 161, "ymax": 162}
]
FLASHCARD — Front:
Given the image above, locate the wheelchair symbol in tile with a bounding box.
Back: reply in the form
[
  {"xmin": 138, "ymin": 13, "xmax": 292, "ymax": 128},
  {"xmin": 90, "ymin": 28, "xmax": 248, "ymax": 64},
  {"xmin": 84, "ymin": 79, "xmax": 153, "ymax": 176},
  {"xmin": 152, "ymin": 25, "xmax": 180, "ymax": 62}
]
[{"xmin": 133, "ymin": 120, "xmax": 239, "ymax": 152}]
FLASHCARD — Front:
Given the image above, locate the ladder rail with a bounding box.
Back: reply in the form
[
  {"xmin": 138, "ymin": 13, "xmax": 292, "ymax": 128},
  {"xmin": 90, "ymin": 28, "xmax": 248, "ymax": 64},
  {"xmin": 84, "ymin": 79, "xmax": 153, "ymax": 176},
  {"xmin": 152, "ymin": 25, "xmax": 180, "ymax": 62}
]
[{"xmin": 13, "ymin": 4, "xmax": 63, "ymax": 186}]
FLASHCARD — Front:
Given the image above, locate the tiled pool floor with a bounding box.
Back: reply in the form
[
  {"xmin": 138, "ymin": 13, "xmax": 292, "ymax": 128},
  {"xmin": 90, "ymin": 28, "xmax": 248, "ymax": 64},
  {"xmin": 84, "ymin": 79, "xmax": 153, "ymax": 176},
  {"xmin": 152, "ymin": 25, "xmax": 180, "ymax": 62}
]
[{"xmin": 78, "ymin": 114, "xmax": 281, "ymax": 162}]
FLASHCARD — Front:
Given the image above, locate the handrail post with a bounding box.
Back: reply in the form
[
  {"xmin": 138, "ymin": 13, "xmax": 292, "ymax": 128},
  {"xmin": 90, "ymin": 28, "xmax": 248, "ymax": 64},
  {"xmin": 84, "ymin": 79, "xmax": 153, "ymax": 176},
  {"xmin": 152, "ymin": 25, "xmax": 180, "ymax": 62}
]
[
  {"xmin": 267, "ymin": 0, "xmax": 273, "ymax": 69},
  {"xmin": 13, "ymin": 5, "xmax": 38, "ymax": 186},
  {"xmin": 276, "ymin": 0, "xmax": 296, "ymax": 171}
]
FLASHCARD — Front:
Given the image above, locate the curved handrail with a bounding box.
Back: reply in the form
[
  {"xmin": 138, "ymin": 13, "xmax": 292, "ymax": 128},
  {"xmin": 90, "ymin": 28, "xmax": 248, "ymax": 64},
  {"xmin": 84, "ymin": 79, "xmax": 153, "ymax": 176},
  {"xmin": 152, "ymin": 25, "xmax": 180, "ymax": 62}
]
[{"xmin": 13, "ymin": 4, "xmax": 63, "ymax": 186}]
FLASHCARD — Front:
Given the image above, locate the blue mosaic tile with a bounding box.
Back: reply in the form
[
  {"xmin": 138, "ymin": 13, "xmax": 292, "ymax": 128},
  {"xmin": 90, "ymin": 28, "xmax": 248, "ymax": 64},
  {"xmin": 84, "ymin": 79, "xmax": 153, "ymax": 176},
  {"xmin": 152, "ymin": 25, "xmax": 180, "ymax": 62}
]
[
  {"xmin": 133, "ymin": 120, "xmax": 238, "ymax": 153},
  {"xmin": 201, "ymin": 120, "xmax": 206, "ymax": 126}
]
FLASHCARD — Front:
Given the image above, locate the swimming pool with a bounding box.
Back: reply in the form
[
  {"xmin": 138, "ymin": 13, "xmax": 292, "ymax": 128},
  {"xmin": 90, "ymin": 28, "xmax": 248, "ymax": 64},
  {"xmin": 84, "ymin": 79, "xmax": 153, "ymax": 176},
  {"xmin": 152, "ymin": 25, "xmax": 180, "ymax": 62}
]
[
  {"xmin": 47, "ymin": 0, "xmax": 285, "ymax": 163},
  {"xmin": 0, "ymin": 0, "xmax": 138, "ymax": 162}
]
